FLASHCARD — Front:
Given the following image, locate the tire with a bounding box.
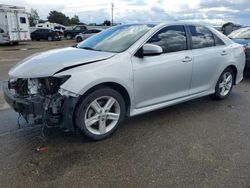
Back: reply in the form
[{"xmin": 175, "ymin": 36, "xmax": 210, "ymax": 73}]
[
  {"xmin": 66, "ymin": 34, "xmax": 72, "ymax": 40},
  {"xmin": 211, "ymin": 67, "xmax": 235, "ymax": 100},
  {"xmin": 48, "ymin": 36, "xmax": 53, "ymax": 41},
  {"xmin": 75, "ymin": 87, "xmax": 126, "ymax": 140},
  {"xmin": 76, "ymin": 36, "xmax": 83, "ymax": 43}
]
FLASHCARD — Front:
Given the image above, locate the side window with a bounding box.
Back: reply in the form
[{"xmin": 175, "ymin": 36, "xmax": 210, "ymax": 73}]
[
  {"xmin": 213, "ymin": 34, "xmax": 225, "ymax": 46},
  {"xmin": 84, "ymin": 30, "xmax": 91, "ymax": 34},
  {"xmin": 189, "ymin": 25, "xmax": 215, "ymax": 49},
  {"xmin": 75, "ymin": 26, "xmax": 80, "ymax": 31},
  {"xmin": 147, "ymin": 25, "xmax": 187, "ymax": 53},
  {"xmin": 93, "ymin": 30, "xmax": 101, "ymax": 33},
  {"xmin": 0, "ymin": 28, "xmax": 4, "ymax": 33},
  {"xmin": 80, "ymin": 26, "xmax": 86, "ymax": 30},
  {"xmin": 20, "ymin": 17, "xmax": 26, "ymax": 24}
]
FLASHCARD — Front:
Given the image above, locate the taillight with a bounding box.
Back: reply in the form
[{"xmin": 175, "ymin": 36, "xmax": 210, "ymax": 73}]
[{"xmin": 243, "ymin": 46, "xmax": 248, "ymax": 54}]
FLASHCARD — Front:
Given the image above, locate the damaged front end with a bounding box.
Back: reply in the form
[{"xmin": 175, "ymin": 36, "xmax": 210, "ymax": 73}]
[{"xmin": 3, "ymin": 76, "xmax": 79, "ymax": 131}]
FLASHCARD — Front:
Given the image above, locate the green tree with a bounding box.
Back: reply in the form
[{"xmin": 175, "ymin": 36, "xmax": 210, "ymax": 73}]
[
  {"xmin": 28, "ymin": 8, "xmax": 39, "ymax": 26},
  {"xmin": 70, "ymin": 15, "xmax": 80, "ymax": 25},
  {"xmin": 103, "ymin": 20, "xmax": 111, "ymax": 26},
  {"xmin": 47, "ymin": 10, "xmax": 70, "ymax": 26}
]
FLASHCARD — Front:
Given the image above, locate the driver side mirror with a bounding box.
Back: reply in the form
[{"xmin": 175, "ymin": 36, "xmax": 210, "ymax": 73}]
[{"xmin": 135, "ymin": 44, "xmax": 163, "ymax": 57}]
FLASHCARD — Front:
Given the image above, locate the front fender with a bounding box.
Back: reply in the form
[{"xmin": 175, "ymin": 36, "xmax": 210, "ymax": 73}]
[{"xmin": 54, "ymin": 54, "xmax": 134, "ymax": 107}]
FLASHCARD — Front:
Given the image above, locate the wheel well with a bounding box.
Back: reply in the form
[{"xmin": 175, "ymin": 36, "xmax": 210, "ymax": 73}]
[
  {"xmin": 81, "ymin": 82, "xmax": 131, "ymax": 116},
  {"xmin": 227, "ymin": 65, "xmax": 237, "ymax": 84}
]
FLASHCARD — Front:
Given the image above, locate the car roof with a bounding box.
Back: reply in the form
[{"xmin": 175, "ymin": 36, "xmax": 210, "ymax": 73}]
[{"xmin": 121, "ymin": 21, "xmax": 213, "ymax": 28}]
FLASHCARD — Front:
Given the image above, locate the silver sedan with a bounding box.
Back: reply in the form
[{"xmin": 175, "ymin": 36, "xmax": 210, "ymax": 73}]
[
  {"xmin": 4, "ymin": 23, "xmax": 245, "ymax": 140},
  {"xmin": 75, "ymin": 28, "xmax": 103, "ymax": 43}
]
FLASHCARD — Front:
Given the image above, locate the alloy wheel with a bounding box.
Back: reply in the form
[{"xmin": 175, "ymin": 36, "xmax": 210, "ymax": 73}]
[
  {"xmin": 84, "ymin": 96, "xmax": 121, "ymax": 135},
  {"xmin": 219, "ymin": 72, "xmax": 233, "ymax": 96}
]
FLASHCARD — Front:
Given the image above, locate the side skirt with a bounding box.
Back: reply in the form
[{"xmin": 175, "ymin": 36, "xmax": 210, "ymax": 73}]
[{"xmin": 129, "ymin": 90, "xmax": 215, "ymax": 117}]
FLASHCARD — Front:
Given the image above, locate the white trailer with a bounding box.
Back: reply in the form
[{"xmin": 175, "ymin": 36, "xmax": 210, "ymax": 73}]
[
  {"xmin": 36, "ymin": 22, "xmax": 66, "ymax": 32},
  {"xmin": 0, "ymin": 4, "xmax": 30, "ymax": 44}
]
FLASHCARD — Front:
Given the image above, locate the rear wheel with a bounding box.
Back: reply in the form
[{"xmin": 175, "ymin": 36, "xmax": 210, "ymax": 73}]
[
  {"xmin": 75, "ymin": 87, "xmax": 126, "ymax": 140},
  {"xmin": 211, "ymin": 67, "xmax": 234, "ymax": 100},
  {"xmin": 48, "ymin": 36, "xmax": 53, "ymax": 41},
  {"xmin": 76, "ymin": 36, "xmax": 83, "ymax": 43}
]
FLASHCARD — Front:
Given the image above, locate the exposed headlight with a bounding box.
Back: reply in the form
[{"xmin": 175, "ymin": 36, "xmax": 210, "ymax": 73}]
[
  {"xmin": 58, "ymin": 88, "xmax": 79, "ymax": 97},
  {"xmin": 39, "ymin": 76, "xmax": 71, "ymax": 95}
]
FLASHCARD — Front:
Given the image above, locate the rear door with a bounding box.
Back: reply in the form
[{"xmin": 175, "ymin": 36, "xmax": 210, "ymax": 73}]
[
  {"xmin": 188, "ymin": 25, "xmax": 228, "ymax": 94},
  {"xmin": 6, "ymin": 11, "xmax": 19, "ymax": 41},
  {"xmin": 0, "ymin": 28, "xmax": 4, "ymax": 42},
  {"xmin": 17, "ymin": 13, "xmax": 30, "ymax": 40},
  {"xmin": 41, "ymin": 29, "xmax": 48, "ymax": 39}
]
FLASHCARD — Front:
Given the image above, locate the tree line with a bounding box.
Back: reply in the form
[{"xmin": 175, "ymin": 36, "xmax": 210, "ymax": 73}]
[{"xmin": 29, "ymin": 9, "xmax": 111, "ymax": 26}]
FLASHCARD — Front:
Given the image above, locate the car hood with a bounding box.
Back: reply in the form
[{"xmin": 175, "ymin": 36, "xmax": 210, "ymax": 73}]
[
  {"xmin": 231, "ymin": 38, "xmax": 250, "ymax": 45},
  {"xmin": 9, "ymin": 47, "xmax": 116, "ymax": 78}
]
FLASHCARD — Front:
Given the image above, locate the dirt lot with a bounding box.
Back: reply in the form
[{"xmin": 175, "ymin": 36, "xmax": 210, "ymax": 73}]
[{"xmin": 0, "ymin": 41, "xmax": 250, "ymax": 188}]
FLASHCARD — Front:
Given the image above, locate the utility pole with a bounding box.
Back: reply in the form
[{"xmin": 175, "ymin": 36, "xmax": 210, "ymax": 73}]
[{"xmin": 111, "ymin": 3, "xmax": 114, "ymax": 26}]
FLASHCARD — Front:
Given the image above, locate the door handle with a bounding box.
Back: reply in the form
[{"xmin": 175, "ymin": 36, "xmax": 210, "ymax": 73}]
[
  {"xmin": 221, "ymin": 50, "xmax": 227, "ymax": 56},
  {"xmin": 182, "ymin": 56, "xmax": 192, "ymax": 63}
]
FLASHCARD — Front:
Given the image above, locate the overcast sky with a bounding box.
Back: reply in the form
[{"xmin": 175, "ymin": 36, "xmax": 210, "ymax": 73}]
[{"xmin": 2, "ymin": 0, "xmax": 250, "ymax": 25}]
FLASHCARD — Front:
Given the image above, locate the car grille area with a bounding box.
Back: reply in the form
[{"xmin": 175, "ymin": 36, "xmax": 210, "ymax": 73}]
[{"xmin": 8, "ymin": 79, "xmax": 28, "ymax": 97}]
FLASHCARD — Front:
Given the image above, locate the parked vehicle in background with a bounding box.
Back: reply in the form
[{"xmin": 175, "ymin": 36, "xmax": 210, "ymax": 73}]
[
  {"xmin": 64, "ymin": 25, "xmax": 87, "ymax": 40},
  {"xmin": 31, "ymin": 29, "xmax": 61, "ymax": 41},
  {"xmin": 3, "ymin": 23, "xmax": 245, "ymax": 141},
  {"xmin": 0, "ymin": 4, "xmax": 30, "ymax": 45},
  {"xmin": 75, "ymin": 29, "xmax": 103, "ymax": 42},
  {"xmin": 222, "ymin": 22, "xmax": 242, "ymax": 36},
  {"xmin": 36, "ymin": 22, "xmax": 66, "ymax": 33},
  {"xmin": 229, "ymin": 27, "xmax": 250, "ymax": 70}
]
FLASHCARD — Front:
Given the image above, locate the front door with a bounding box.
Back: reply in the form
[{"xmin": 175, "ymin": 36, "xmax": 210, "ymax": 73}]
[{"xmin": 132, "ymin": 25, "xmax": 193, "ymax": 109}]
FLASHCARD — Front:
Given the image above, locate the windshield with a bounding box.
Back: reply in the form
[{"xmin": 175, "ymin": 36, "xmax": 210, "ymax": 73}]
[
  {"xmin": 77, "ymin": 24, "xmax": 155, "ymax": 53},
  {"xmin": 229, "ymin": 27, "xmax": 250, "ymax": 39}
]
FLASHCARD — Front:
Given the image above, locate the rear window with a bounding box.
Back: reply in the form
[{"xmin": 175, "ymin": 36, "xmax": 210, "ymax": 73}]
[
  {"xmin": 189, "ymin": 25, "xmax": 215, "ymax": 49},
  {"xmin": 20, "ymin": 17, "xmax": 26, "ymax": 24}
]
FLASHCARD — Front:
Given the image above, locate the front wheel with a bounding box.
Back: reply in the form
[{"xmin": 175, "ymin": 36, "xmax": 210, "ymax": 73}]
[
  {"xmin": 66, "ymin": 34, "xmax": 72, "ymax": 40},
  {"xmin": 211, "ymin": 67, "xmax": 234, "ymax": 100},
  {"xmin": 75, "ymin": 87, "xmax": 126, "ymax": 140}
]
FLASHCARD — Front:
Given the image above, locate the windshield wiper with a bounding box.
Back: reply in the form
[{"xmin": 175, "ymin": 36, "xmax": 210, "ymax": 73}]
[{"xmin": 81, "ymin": 47, "xmax": 102, "ymax": 51}]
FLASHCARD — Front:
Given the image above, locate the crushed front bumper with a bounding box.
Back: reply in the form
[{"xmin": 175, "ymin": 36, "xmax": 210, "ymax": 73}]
[
  {"xmin": 3, "ymin": 81, "xmax": 44, "ymax": 115},
  {"xmin": 3, "ymin": 81, "xmax": 79, "ymax": 131}
]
